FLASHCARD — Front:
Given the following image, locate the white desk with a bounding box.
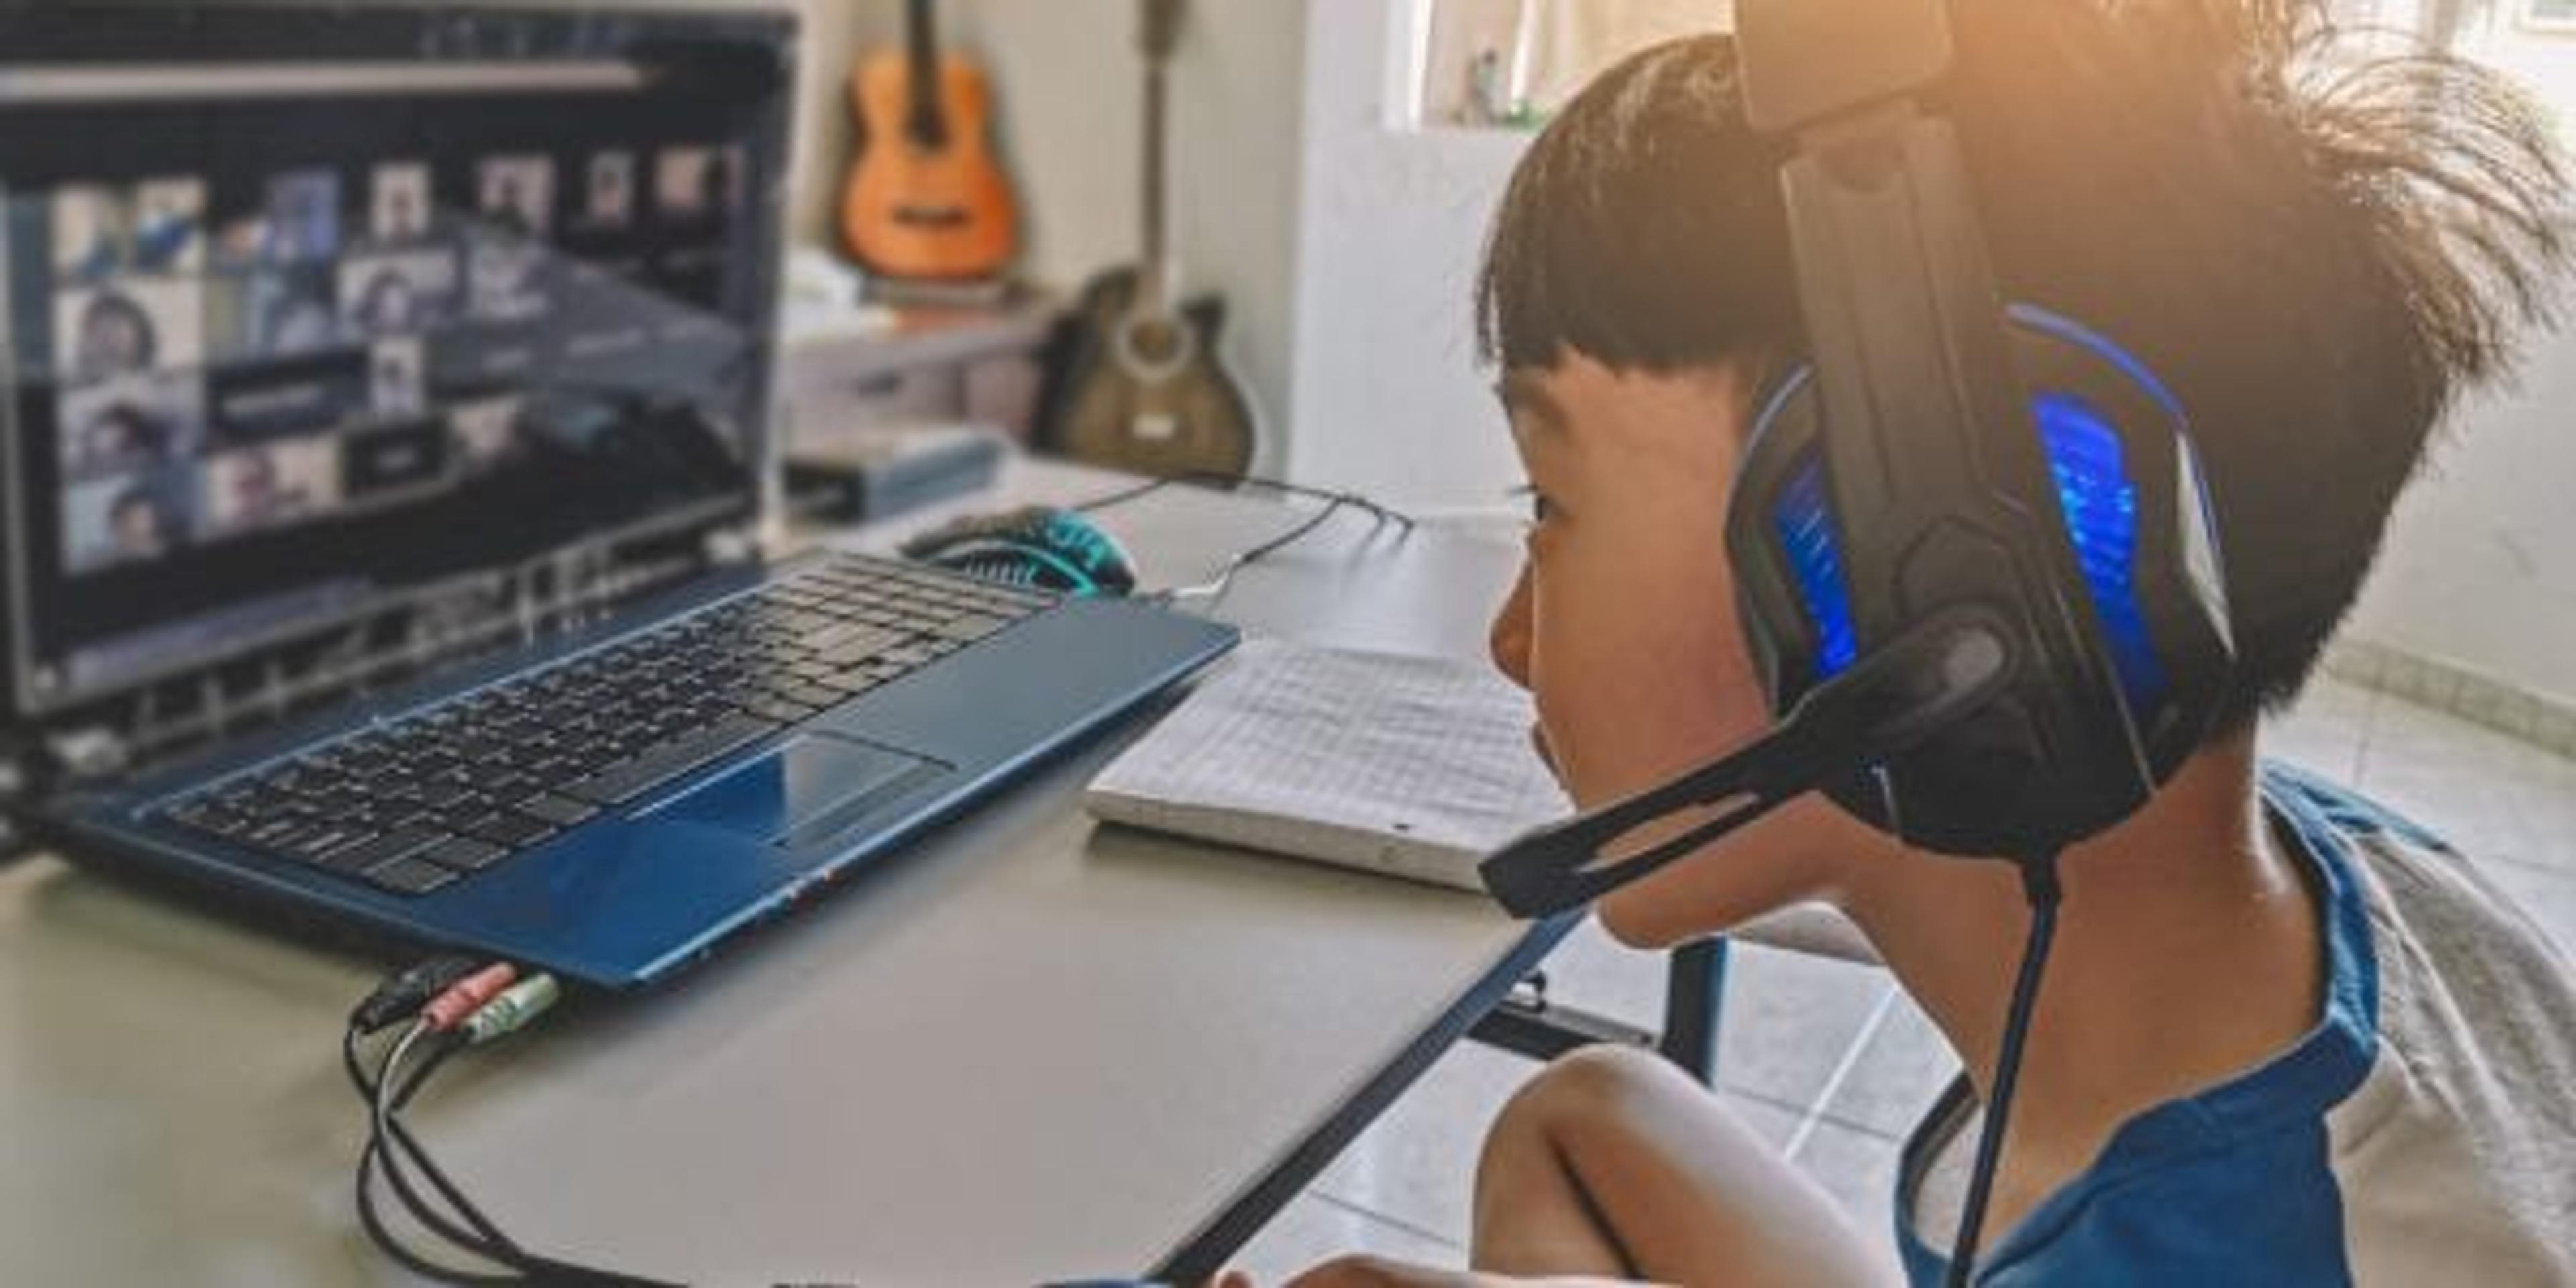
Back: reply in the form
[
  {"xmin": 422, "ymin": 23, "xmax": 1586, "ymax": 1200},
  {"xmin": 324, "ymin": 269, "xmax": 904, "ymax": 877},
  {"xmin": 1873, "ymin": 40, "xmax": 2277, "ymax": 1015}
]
[{"xmin": 0, "ymin": 456, "xmax": 1570, "ymax": 1285}]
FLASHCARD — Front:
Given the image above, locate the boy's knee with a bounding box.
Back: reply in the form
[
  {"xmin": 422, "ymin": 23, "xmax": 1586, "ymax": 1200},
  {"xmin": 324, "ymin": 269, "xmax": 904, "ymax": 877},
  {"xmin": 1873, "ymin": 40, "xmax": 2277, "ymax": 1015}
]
[
  {"xmin": 1281, "ymin": 1253, "xmax": 1427, "ymax": 1287},
  {"xmin": 1493, "ymin": 1044, "xmax": 1686, "ymax": 1144}
]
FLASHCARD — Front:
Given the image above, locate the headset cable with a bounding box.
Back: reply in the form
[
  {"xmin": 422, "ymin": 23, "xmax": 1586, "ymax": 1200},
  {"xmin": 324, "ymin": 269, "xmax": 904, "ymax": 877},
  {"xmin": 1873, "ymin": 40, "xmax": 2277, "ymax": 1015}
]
[
  {"xmin": 345, "ymin": 959, "xmax": 678, "ymax": 1287},
  {"xmin": 1944, "ymin": 851, "xmax": 2065, "ymax": 1287}
]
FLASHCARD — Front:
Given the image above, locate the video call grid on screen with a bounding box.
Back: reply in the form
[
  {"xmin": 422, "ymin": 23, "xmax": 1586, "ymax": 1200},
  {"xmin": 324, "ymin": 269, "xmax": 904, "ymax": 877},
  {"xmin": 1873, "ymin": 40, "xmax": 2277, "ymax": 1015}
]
[{"xmin": 2, "ymin": 54, "xmax": 786, "ymax": 714}]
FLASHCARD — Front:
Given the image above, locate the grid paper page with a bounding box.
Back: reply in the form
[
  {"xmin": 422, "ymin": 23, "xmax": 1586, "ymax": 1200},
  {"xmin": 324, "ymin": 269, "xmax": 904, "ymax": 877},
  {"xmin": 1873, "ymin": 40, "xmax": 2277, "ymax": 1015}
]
[{"xmin": 1085, "ymin": 637, "xmax": 1572, "ymax": 891}]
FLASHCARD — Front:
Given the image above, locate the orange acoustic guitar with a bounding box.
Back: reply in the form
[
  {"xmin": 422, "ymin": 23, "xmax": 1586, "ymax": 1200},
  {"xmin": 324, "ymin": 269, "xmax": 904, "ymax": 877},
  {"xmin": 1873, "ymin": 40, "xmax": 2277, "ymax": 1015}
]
[{"xmin": 840, "ymin": 0, "xmax": 1019, "ymax": 282}]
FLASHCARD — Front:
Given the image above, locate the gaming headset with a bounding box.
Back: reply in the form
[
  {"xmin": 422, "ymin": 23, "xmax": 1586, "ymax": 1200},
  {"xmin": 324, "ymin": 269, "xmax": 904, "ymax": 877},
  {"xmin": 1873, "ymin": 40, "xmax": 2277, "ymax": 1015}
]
[
  {"xmin": 1476, "ymin": 1, "xmax": 2238, "ymax": 1279},
  {"xmin": 1480, "ymin": 0, "xmax": 2234, "ymax": 914}
]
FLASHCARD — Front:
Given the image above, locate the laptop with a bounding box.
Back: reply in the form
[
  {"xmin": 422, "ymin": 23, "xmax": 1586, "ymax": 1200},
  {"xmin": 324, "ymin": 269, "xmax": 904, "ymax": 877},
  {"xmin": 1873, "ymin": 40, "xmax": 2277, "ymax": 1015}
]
[{"xmin": 0, "ymin": 6, "xmax": 1237, "ymax": 988}]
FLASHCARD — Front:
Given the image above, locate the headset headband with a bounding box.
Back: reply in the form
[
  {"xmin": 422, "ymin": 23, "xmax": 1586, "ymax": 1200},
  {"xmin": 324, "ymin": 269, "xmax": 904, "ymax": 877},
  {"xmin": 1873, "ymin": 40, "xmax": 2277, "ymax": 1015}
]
[
  {"xmin": 1737, "ymin": 0, "xmax": 1951, "ymax": 133},
  {"xmin": 1741, "ymin": 0, "xmax": 2178, "ymax": 844}
]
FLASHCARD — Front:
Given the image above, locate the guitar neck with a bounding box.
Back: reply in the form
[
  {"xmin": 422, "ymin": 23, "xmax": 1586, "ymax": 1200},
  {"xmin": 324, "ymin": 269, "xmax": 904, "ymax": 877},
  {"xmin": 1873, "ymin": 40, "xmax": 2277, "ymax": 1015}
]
[
  {"xmin": 905, "ymin": 0, "xmax": 950, "ymax": 149},
  {"xmin": 1136, "ymin": 0, "xmax": 1187, "ymax": 314},
  {"xmin": 1140, "ymin": 58, "xmax": 1171, "ymax": 311}
]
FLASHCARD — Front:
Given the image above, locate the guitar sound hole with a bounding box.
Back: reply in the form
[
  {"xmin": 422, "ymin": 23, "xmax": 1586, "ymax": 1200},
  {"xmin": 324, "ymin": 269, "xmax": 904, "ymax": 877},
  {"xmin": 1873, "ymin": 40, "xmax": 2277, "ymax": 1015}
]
[
  {"xmin": 1127, "ymin": 320, "xmax": 1181, "ymax": 362},
  {"xmin": 1112, "ymin": 311, "xmax": 1198, "ymax": 384}
]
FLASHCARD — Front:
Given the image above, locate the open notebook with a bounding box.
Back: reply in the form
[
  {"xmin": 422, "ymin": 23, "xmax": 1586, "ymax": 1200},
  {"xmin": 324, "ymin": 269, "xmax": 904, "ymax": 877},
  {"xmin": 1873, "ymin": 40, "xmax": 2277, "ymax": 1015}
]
[{"xmin": 1084, "ymin": 637, "xmax": 1572, "ymax": 891}]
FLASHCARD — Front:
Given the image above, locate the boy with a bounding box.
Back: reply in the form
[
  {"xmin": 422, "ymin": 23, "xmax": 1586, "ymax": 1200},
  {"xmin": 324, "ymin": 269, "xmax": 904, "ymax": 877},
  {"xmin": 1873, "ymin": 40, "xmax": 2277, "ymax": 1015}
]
[{"xmin": 1250, "ymin": 1, "xmax": 2576, "ymax": 1283}]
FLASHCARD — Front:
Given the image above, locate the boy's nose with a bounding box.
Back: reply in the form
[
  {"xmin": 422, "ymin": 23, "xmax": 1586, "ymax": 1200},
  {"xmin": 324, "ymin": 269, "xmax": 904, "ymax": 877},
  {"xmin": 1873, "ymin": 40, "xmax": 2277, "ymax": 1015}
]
[{"xmin": 1489, "ymin": 561, "xmax": 1535, "ymax": 689}]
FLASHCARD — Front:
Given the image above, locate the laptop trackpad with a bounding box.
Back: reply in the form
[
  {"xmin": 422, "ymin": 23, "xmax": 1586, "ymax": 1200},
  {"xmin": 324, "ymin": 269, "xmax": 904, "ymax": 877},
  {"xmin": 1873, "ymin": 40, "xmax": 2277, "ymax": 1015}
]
[{"xmin": 651, "ymin": 732, "xmax": 947, "ymax": 848}]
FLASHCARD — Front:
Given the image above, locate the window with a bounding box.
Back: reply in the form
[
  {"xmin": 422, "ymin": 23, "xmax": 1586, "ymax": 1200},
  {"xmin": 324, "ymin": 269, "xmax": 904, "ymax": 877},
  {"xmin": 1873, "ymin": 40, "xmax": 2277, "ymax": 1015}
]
[
  {"xmin": 1417, "ymin": 0, "xmax": 1732, "ymax": 129},
  {"xmin": 1411, "ymin": 1, "xmax": 2569, "ymax": 131}
]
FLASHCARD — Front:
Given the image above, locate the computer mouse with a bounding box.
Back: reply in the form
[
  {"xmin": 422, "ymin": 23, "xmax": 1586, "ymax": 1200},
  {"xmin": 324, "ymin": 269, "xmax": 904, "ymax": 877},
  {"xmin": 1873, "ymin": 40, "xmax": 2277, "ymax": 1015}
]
[{"xmin": 898, "ymin": 504, "xmax": 1141, "ymax": 597}]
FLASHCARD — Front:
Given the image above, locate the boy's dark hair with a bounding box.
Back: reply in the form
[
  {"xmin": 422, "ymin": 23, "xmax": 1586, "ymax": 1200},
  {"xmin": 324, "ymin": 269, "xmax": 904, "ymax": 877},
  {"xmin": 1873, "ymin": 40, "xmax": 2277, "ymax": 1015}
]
[{"xmin": 1477, "ymin": 0, "xmax": 2569, "ymax": 729}]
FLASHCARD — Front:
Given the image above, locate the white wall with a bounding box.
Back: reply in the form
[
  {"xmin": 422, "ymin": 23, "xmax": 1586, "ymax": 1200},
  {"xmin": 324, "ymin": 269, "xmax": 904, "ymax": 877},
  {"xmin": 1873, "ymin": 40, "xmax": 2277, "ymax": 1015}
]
[
  {"xmin": 2341, "ymin": 17, "xmax": 2576, "ymax": 705},
  {"xmin": 926, "ymin": 0, "xmax": 1309, "ymax": 464},
  {"xmin": 310, "ymin": 0, "xmax": 883, "ymax": 246},
  {"xmin": 2348, "ymin": 329, "xmax": 2576, "ymax": 704},
  {"xmin": 1285, "ymin": 0, "xmax": 1528, "ymax": 508},
  {"xmin": 778, "ymin": 1, "xmax": 895, "ymax": 248}
]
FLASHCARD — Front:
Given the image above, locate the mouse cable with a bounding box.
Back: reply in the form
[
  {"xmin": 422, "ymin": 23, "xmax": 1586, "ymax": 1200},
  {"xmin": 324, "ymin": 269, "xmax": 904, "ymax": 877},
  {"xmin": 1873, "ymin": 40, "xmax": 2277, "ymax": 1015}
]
[
  {"xmin": 1073, "ymin": 470, "xmax": 1419, "ymax": 533},
  {"xmin": 1148, "ymin": 494, "xmax": 1382, "ymax": 605},
  {"xmin": 346, "ymin": 963, "xmax": 679, "ymax": 1287},
  {"xmin": 1944, "ymin": 851, "xmax": 2065, "ymax": 1288},
  {"xmin": 1113, "ymin": 478, "xmax": 1419, "ymax": 604}
]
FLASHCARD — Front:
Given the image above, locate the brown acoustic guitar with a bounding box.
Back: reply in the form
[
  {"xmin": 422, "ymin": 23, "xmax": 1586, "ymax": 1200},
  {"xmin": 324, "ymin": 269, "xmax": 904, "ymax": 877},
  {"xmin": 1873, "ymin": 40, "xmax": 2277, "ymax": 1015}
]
[
  {"xmin": 840, "ymin": 0, "xmax": 1019, "ymax": 282},
  {"xmin": 1044, "ymin": 0, "xmax": 1257, "ymax": 480}
]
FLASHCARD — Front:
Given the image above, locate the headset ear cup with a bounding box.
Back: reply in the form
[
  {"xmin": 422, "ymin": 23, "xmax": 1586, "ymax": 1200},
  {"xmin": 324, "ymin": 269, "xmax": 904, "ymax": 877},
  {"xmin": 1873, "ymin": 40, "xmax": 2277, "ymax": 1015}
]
[
  {"xmin": 1725, "ymin": 307, "xmax": 2234, "ymax": 851},
  {"xmin": 1725, "ymin": 366, "xmax": 1897, "ymax": 833},
  {"xmin": 2006, "ymin": 307, "xmax": 2233, "ymax": 782},
  {"xmin": 1727, "ymin": 365, "xmax": 1836, "ymax": 716}
]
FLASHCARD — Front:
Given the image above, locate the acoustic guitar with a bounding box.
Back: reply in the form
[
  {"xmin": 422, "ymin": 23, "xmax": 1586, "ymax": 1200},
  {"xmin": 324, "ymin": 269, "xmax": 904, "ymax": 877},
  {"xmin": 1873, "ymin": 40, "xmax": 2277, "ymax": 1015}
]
[
  {"xmin": 840, "ymin": 0, "xmax": 1019, "ymax": 282},
  {"xmin": 1044, "ymin": 0, "xmax": 1257, "ymax": 480}
]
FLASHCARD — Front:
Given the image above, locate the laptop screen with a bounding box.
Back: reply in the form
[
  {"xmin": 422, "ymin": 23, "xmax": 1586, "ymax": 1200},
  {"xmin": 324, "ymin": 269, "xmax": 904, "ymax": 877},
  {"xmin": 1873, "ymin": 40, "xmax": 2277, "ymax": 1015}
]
[{"xmin": 0, "ymin": 8, "xmax": 790, "ymax": 717}]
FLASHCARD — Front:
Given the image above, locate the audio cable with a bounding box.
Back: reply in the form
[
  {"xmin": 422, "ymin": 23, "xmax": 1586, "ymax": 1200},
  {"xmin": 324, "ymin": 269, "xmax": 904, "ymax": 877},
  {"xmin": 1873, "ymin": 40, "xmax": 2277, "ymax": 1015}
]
[
  {"xmin": 347, "ymin": 959, "xmax": 521, "ymax": 1281},
  {"xmin": 343, "ymin": 959, "xmax": 678, "ymax": 1287},
  {"xmin": 1944, "ymin": 851, "xmax": 2065, "ymax": 1288}
]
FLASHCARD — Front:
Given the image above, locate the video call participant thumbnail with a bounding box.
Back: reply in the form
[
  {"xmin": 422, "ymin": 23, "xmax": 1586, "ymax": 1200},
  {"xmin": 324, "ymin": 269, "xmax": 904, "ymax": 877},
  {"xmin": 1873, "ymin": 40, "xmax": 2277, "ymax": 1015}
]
[
  {"xmin": 372, "ymin": 162, "xmax": 434, "ymax": 244},
  {"xmin": 62, "ymin": 467, "xmax": 197, "ymax": 572},
  {"xmin": 264, "ymin": 168, "xmax": 341, "ymax": 264},
  {"xmin": 370, "ymin": 339, "xmax": 426, "ymax": 418},
  {"xmin": 340, "ymin": 248, "xmax": 460, "ymax": 337},
  {"xmin": 50, "ymin": 185, "xmax": 126, "ymax": 285},
  {"xmin": 201, "ymin": 438, "xmax": 342, "ymax": 537},
  {"xmin": 54, "ymin": 277, "xmax": 203, "ymax": 384},
  {"xmin": 58, "ymin": 371, "xmax": 205, "ymax": 478},
  {"xmin": 207, "ymin": 266, "xmax": 344, "ymax": 363},
  {"xmin": 584, "ymin": 152, "xmax": 636, "ymax": 230},
  {"xmin": 478, "ymin": 155, "xmax": 555, "ymax": 240},
  {"xmin": 449, "ymin": 395, "xmax": 526, "ymax": 472},
  {"xmin": 130, "ymin": 177, "xmax": 206, "ymax": 274}
]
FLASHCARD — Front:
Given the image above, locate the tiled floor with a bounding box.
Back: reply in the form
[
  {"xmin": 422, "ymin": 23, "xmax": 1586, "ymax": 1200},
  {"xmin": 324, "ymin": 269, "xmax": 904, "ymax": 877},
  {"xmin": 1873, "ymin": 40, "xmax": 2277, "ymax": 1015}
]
[{"xmin": 1232, "ymin": 676, "xmax": 2576, "ymax": 1279}]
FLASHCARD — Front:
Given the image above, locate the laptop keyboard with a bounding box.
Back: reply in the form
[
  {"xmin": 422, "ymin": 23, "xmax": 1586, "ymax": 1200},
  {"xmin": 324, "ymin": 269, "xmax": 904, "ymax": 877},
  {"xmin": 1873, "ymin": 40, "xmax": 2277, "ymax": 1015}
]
[{"xmin": 157, "ymin": 555, "xmax": 1053, "ymax": 896}]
